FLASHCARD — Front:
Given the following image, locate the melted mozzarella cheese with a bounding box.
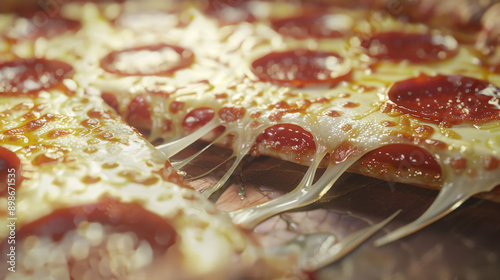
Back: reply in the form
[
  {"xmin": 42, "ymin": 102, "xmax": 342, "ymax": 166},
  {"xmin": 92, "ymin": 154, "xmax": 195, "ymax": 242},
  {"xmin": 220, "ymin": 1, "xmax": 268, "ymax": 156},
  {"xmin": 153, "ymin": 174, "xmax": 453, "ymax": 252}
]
[{"xmin": 31, "ymin": 1, "xmax": 499, "ymax": 200}]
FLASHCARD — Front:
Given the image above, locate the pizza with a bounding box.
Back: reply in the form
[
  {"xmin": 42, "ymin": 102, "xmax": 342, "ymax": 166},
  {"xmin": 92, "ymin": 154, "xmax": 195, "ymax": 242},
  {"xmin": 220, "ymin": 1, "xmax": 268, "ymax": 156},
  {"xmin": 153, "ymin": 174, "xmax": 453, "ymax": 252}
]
[
  {"xmin": 0, "ymin": 59, "xmax": 305, "ymax": 279},
  {"xmin": 0, "ymin": 0, "xmax": 500, "ymax": 279}
]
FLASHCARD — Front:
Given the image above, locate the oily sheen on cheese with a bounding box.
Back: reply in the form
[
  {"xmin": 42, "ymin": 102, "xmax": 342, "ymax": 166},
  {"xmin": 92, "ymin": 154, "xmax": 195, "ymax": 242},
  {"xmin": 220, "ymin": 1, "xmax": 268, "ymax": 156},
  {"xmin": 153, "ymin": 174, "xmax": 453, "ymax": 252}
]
[
  {"xmin": 27, "ymin": 1, "xmax": 500, "ymax": 200},
  {"xmin": 0, "ymin": 59, "xmax": 287, "ymax": 279},
  {"xmin": 1, "ymin": 0, "xmax": 500, "ymax": 279}
]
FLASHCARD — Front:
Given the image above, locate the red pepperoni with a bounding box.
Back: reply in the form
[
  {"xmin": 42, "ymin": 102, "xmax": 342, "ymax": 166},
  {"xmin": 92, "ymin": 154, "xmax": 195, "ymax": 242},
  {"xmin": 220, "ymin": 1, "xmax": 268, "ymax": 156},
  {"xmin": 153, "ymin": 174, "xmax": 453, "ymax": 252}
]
[
  {"xmin": 271, "ymin": 14, "xmax": 350, "ymax": 39},
  {"xmin": 15, "ymin": 198, "xmax": 176, "ymax": 253},
  {"xmin": 19, "ymin": 17, "xmax": 81, "ymax": 39},
  {"xmin": 181, "ymin": 107, "xmax": 215, "ymax": 133},
  {"xmin": 361, "ymin": 32, "xmax": 458, "ymax": 63},
  {"xmin": 256, "ymin": 124, "xmax": 316, "ymax": 154},
  {"xmin": 0, "ymin": 147, "xmax": 22, "ymax": 197},
  {"xmin": 126, "ymin": 95, "xmax": 152, "ymax": 132},
  {"xmin": 251, "ymin": 50, "xmax": 351, "ymax": 87},
  {"xmin": 388, "ymin": 75, "xmax": 500, "ymax": 124},
  {"xmin": 330, "ymin": 141, "xmax": 362, "ymax": 164},
  {"xmin": 360, "ymin": 144, "xmax": 441, "ymax": 180},
  {"xmin": 100, "ymin": 44, "xmax": 194, "ymax": 76},
  {"xmin": 0, "ymin": 59, "xmax": 73, "ymax": 94}
]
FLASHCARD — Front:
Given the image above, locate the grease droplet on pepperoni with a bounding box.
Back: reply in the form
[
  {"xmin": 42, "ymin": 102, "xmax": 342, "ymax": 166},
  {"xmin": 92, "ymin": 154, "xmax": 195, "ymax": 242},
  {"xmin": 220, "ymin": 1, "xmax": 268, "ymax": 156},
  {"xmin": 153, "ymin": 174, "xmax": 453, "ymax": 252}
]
[
  {"xmin": 182, "ymin": 107, "xmax": 215, "ymax": 132},
  {"xmin": 100, "ymin": 44, "xmax": 194, "ymax": 76},
  {"xmin": 360, "ymin": 144, "xmax": 441, "ymax": 181},
  {"xmin": 0, "ymin": 147, "xmax": 22, "ymax": 197},
  {"xmin": 361, "ymin": 32, "xmax": 458, "ymax": 63},
  {"xmin": 271, "ymin": 14, "xmax": 352, "ymax": 39},
  {"xmin": 251, "ymin": 50, "xmax": 351, "ymax": 87},
  {"xmin": 0, "ymin": 59, "xmax": 74, "ymax": 94},
  {"xmin": 256, "ymin": 124, "xmax": 316, "ymax": 155},
  {"xmin": 388, "ymin": 75, "xmax": 500, "ymax": 124}
]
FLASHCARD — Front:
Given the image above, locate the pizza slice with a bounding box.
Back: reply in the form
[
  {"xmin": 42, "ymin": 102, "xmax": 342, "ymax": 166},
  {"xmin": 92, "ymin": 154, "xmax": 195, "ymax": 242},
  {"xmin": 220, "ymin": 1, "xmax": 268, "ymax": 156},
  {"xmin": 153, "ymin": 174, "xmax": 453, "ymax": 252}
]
[
  {"xmin": 1, "ymin": 2, "xmax": 499, "ymax": 278},
  {"xmin": 0, "ymin": 57, "xmax": 301, "ymax": 279},
  {"xmin": 0, "ymin": 45, "xmax": 402, "ymax": 280},
  {"xmin": 46, "ymin": 0, "xmax": 500, "ymax": 238}
]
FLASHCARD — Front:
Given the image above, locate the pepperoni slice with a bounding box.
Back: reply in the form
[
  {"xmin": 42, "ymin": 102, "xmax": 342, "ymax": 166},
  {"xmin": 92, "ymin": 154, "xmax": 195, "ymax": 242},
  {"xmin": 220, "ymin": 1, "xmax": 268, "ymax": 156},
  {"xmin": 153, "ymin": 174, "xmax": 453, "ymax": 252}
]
[
  {"xmin": 16, "ymin": 198, "xmax": 176, "ymax": 252},
  {"xmin": 256, "ymin": 124, "xmax": 316, "ymax": 156},
  {"xmin": 388, "ymin": 75, "xmax": 500, "ymax": 124},
  {"xmin": 100, "ymin": 44, "xmax": 194, "ymax": 76},
  {"xmin": 360, "ymin": 144, "xmax": 441, "ymax": 182},
  {"xmin": 361, "ymin": 32, "xmax": 458, "ymax": 63},
  {"xmin": 0, "ymin": 147, "xmax": 22, "ymax": 197},
  {"xmin": 251, "ymin": 50, "xmax": 351, "ymax": 87},
  {"xmin": 181, "ymin": 107, "xmax": 215, "ymax": 133},
  {"xmin": 0, "ymin": 58, "xmax": 74, "ymax": 94},
  {"xmin": 16, "ymin": 17, "xmax": 81, "ymax": 40},
  {"xmin": 271, "ymin": 14, "xmax": 352, "ymax": 39}
]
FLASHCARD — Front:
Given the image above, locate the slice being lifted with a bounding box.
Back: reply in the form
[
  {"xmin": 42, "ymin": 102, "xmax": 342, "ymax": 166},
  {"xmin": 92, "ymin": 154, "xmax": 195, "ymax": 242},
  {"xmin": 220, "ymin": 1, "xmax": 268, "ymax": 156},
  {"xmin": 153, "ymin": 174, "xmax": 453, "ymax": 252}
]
[
  {"xmin": 52, "ymin": 0, "xmax": 500, "ymax": 232},
  {"xmin": 1, "ymin": 0, "xmax": 500, "ymax": 278},
  {"xmin": 0, "ymin": 58, "xmax": 293, "ymax": 279}
]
